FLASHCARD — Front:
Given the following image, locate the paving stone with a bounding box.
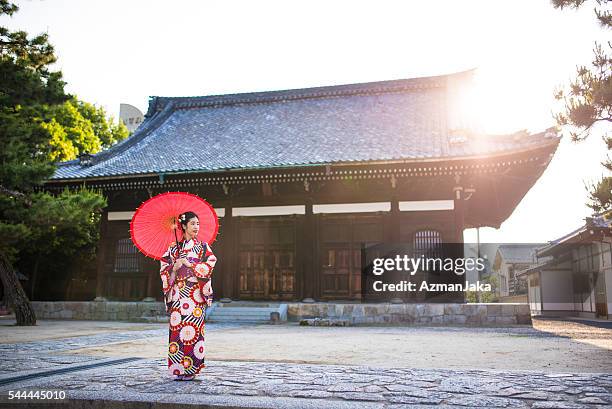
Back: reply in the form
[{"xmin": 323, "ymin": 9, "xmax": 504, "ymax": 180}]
[
  {"xmin": 385, "ymin": 385, "xmax": 431, "ymax": 396},
  {"xmin": 387, "ymin": 394, "xmax": 444, "ymax": 405},
  {"xmin": 230, "ymin": 389, "xmax": 259, "ymax": 396},
  {"xmin": 363, "ymin": 385, "xmax": 385, "ymax": 393},
  {"xmin": 514, "ymin": 391, "xmax": 563, "ymax": 401},
  {"xmin": 577, "ymin": 396, "xmax": 608, "ymax": 404},
  {"xmin": 531, "ymin": 403, "xmax": 588, "ymax": 409},
  {"xmin": 491, "ymin": 387, "xmax": 528, "ymax": 397},
  {"xmin": 333, "ymin": 392, "xmax": 385, "ymax": 401},
  {"xmin": 445, "ymin": 395, "xmax": 522, "ymax": 407},
  {"xmin": 289, "ymin": 389, "xmax": 333, "ymax": 398},
  {"xmin": 327, "ymin": 383, "xmax": 365, "ymax": 392}
]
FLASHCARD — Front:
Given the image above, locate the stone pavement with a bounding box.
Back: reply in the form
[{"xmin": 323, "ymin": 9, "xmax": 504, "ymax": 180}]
[
  {"xmin": 0, "ymin": 358, "xmax": 611, "ymax": 408},
  {"xmin": 0, "ymin": 320, "xmax": 610, "ymax": 408}
]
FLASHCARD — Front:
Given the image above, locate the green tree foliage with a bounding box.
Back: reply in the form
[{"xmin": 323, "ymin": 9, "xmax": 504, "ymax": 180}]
[
  {"xmin": 13, "ymin": 189, "xmax": 106, "ymax": 301},
  {"xmin": 0, "ymin": 1, "xmax": 110, "ymax": 324},
  {"xmin": 552, "ymin": 0, "xmax": 612, "ymax": 212},
  {"xmin": 44, "ymin": 99, "xmax": 129, "ymax": 161}
]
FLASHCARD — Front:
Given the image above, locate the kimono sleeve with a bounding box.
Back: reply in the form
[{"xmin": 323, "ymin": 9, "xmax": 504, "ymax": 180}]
[
  {"xmin": 159, "ymin": 244, "xmax": 174, "ymax": 297},
  {"xmin": 193, "ymin": 243, "xmax": 216, "ymax": 279}
]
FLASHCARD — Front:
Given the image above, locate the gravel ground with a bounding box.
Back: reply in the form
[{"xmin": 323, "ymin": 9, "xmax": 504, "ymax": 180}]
[{"xmin": 1, "ymin": 317, "xmax": 603, "ymax": 373}]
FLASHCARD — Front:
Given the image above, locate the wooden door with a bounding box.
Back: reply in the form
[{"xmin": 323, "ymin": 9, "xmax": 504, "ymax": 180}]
[
  {"xmin": 318, "ymin": 214, "xmax": 383, "ymax": 300},
  {"xmin": 595, "ymin": 271, "xmax": 608, "ymax": 318},
  {"xmin": 238, "ymin": 217, "xmax": 296, "ymax": 300}
]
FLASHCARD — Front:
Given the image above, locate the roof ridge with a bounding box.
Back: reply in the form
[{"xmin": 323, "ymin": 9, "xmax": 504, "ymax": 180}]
[
  {"xmin": 148, "ymin": 70, "xmax": 474, "ymax": 114},
  {"xmin": 88, "ymin": 102, "xmax": 176, "ymax": 165}
]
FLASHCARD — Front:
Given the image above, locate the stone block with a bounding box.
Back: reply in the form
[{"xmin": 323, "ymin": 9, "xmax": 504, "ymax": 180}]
[
  {"xmin": 495, "ymin": 315, "xmax": 515, "ymax": 325},
  {"xmin": 487, "ymin": 304, "xmax": 502, "ymax": 315},
  {"xmin": 402, "ymin": 314, "xmax": 416, "ymax": 324},
  {"xmin": 414, "ymin": 304, "xmax": 426, "ymax": 318},
  {"xmin": 364, "ymin": 306, "xmax": 379, "ymax": 316},
  {"xmin": 106, "ymin": 302, "xmax": 119, "ymax": 313},
  {"xmin": 352, "ymin": 305, "xmax": 364, "ymax": 317},
  {"xmin": 92, "ymin": 302, "xmax": 105, "ymax": 314},
  {"xmin": 516, "ymin": 314, "xmax": 532, "ymax": 325},
  {"xmin": 516, "ymin": 304, "xmax": 531, "ymax": 315},
  {"xmin": 474, "ymin": 304, "xmax": 488, "ymax": 317},
  {"xmin": 117, "ymin": 308, "xmax": 129, "ymax": 320},
  {"xmin": 462, "ymin": 304, "xmax": 478, "ymax": 316},
  {"xmin": 465, "ymin": 313, "xmax": 483, "ymax": 325},
  {"xmin": 387, "ymin": 304, "xmax": 403, "ymax": 316},
  {"xmin": 404, "ymin": 304, "xmax": 417, "ymax": 318},
  {"xmin": 444, "ymin": 303, "xmax": 462, "ymax": 315},
  {"xmin": 287, "ymin": 304, "xmax": 300, "ymax": 317},
  {"xmin": 501, "ymin": 304, "xmax": 516, "ymax": 316},
  {"xmin": 423, "ymin": 304, "xmax": 444, "ymax": 317},
  {"xmin": 126, "ymin": 302, "xmax": 139, "ymax": 318}
]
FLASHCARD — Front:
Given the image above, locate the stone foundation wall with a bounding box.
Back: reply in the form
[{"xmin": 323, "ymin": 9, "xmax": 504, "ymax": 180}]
[
  {"xmin": 286, "ymin": 303, "xmax": 532, "ymax": 325},
  {"xmin": 31, "ymin": 301, "xmax": 532, "ymax": 325},
  {"xmin": 32, "ymin": 301, "xmax": 165, "ymax": 321}
]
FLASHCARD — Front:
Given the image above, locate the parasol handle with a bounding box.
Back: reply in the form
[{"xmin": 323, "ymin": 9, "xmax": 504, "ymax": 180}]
[{"xmin": 172, "ymin": 216, "xmax": 186, "ymax": 258}]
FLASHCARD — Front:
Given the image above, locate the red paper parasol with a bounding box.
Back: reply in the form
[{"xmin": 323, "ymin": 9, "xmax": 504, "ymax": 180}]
[{"xmin": 130, "ymin": 192, "xmax": 219, "ymax": 260}]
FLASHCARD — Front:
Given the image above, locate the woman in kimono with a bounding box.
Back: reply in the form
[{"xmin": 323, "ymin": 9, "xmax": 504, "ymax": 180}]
[{"xmin": 159, "ymin": 211, "xmax": 216, "ymax": 381}]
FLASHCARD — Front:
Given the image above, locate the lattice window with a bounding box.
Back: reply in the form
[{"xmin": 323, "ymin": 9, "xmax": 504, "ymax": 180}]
[
  {"xmin": 114, "ymin": 238, "xmax": 141, "ymax": 273},
  {"xmin": 413, "ymin": 230, "xmax": 442, "ymax": 258}
]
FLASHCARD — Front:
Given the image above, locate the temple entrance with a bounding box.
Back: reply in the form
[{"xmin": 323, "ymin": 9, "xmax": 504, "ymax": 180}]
[
  {"xmin": 317, "ymin": 214, "xmax": 383, "ymax": 300},
  {"xmin": 237, "ymin": 216, "xmax": 297, "ymax": 300}
]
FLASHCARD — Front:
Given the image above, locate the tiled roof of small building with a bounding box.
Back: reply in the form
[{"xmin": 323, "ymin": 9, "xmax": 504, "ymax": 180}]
[
  {"xmin": 496, "ymin": 244, "xmax": 541, "ymax": 264},
  {"xmin": 51, "ymin": 71, "xmax": 560, "ymax": 180}
]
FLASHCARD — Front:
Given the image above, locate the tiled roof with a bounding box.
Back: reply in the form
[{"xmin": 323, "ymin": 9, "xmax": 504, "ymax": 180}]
[
  {"xmin": 496, "ymin": 244, "xmax": 542, "ymax": 264},
  {"xmin": 536, "ymin": 211, "xmax": 612, "ymax": 256},
  {"xmin": 51, "ymin": 71, "xmax": 561, "ymax": 181}
]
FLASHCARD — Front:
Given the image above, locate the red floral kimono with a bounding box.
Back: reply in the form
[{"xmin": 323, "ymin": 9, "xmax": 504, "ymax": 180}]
[{"xmin": 159, "ymin": 238, "xmax": 216, "ymax": 377}]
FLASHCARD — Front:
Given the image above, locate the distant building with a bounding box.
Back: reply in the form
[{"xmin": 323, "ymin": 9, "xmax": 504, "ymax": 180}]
[
  {"xmin": 518, "ymin": 212, "xmax": 612, "ymax": 319},
  {"xmin": 492, "ymin": 244, "xmax": 542, "ymax": 297},
  {"xmin": 119, "ymin": 103, "xmax": 144, "ymax": 133}
]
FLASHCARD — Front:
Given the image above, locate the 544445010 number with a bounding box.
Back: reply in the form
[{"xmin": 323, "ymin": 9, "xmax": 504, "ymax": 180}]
[{"xmin": 7, "ymin": 390, "xmax": 66, "ymax": 400}]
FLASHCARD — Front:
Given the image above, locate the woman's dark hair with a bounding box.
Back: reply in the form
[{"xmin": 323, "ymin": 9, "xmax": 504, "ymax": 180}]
[{"xmin": 178, "ymin": 211, "xmax": 199, "ymax": 232}]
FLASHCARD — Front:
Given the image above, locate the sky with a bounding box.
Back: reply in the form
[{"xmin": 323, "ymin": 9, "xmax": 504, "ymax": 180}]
[{"xmin": 3, "ymin": 0, "xmax": 611, "ymax": 243}]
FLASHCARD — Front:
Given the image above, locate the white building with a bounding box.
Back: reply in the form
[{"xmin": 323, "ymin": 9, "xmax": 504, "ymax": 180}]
[
  {"xmin": 119, "ymin": 103, "xmax": 144, "ymax": 133},
  {"xmin": 492, "ymin": 244, "xmax": 541, "ymax": 297},
  {"xmin": 518, "ymin": 212, "xmax": 612, "ymax": 319}
]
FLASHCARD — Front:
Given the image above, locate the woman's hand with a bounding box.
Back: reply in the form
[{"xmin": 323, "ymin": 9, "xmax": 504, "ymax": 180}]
[
  {"xmin": 172, "ymin": 258, "xmax": 192, "ymax": 271},
  {"xmin": 172, "ymin": 258, "xmax": 184, "ymax": 272}
]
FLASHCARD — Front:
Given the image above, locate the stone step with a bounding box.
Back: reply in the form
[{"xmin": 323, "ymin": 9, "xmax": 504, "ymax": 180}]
[
  {"xmin": 213, "ymin": 308, "xmax": 279, "ymax": 314},
  {"xmin": 207, "ymin": 304, "xmax": 288, "ymax": 322}
]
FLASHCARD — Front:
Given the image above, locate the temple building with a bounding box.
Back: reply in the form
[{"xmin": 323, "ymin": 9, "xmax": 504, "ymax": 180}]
[{"xmin": 46, "ymin": 71, "xmax": 560, "ymax": 302}]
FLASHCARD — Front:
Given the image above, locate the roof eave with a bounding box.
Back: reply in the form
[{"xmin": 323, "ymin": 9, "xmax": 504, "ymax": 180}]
[{"xmin": 46, "ymin": 136, "xmax": 561, "ymax": 184}]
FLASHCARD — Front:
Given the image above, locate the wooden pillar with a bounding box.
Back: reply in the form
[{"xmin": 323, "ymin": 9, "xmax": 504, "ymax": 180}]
[
  {"xmin": 302, "ymin": 198, "xmax": 316, "ymax": 302},
  {"xmin": 453, "ymin": 183, "xmax": 466, "ymax": 302},
  {"xmin": 221, "ymin": 204, "xmax": 236, "ymax": 301},
  {"xmin": 453, "ymin": 185, "xmax": 465, "ymax": 243},
  {"xmin": 389, "ymin": 195, "xmax": 400, "ymax": 243},
  {"xmin": 144, "ymin": 257, "xmax": 158, "ymax": 300},
  {"xmin": 94, "ymin": 210, "xmax": 109, "ymax": 300}
]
